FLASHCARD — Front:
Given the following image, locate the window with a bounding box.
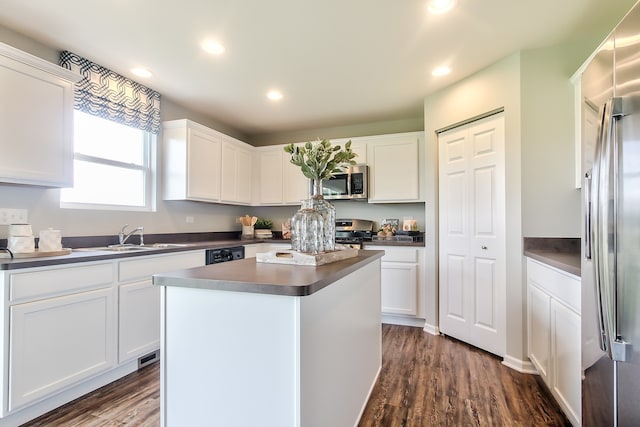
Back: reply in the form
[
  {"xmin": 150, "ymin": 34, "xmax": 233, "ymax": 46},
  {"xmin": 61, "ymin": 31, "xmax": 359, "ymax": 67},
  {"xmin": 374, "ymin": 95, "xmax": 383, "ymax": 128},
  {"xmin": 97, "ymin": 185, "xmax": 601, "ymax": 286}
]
[{"xmin": 61, "ymin": 111, "xmax": 156, "ymax": 211}]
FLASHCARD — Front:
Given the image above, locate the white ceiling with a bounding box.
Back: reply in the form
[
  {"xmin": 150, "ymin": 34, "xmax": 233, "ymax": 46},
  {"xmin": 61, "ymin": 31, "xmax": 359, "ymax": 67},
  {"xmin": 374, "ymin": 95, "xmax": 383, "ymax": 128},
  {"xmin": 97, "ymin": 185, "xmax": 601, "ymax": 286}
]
[{"xmin": 0, "ymin": 0, "xmax": 635, "ymax": 137}]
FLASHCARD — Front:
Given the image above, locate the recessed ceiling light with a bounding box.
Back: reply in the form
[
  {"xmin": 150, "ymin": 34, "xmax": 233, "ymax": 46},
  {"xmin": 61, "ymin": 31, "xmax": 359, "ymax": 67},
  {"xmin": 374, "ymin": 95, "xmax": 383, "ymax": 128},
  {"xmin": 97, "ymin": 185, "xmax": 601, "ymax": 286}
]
[
  {"xmin": 427, "ymin": 0, "xmax": 456, "ymax": 14},
  {"xmin": 202, "ymin": 40, "xmax": 225, "ymax": 55},
  {"xmin": 131, "ymin": 68, "xmax": 152, "ymax": 78},
  {"xmin": 432, "ymin": 66, "xmax": 451, "ymax": 77},
  {"xmin": 267, "ymin": 90, "xmax": 283, "ymax": 101}
]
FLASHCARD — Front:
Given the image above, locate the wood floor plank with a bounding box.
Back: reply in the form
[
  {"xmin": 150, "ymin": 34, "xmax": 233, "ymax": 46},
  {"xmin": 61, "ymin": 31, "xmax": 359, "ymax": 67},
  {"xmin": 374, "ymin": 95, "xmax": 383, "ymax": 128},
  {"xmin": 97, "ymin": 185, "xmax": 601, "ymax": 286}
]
[{"xmin": 22, "ymin": 324, "xmax": 569, "ymax": 426}]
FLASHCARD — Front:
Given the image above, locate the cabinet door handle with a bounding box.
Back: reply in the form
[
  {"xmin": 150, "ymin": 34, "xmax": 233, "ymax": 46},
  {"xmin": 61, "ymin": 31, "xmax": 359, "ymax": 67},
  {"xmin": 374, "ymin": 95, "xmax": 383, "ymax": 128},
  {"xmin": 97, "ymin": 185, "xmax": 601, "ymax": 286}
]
[{"xmin": 481, "ymin": 245, "xmax": 487, "ymax": 250}]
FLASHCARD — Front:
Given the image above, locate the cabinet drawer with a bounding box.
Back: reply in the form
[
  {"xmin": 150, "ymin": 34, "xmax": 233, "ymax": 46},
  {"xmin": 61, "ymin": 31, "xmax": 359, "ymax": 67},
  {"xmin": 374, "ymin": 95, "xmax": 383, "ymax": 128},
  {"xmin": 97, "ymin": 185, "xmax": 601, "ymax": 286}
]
[
  {"xmin": 9, "ymin": 262, "xmax": 114, "ymax": 302},
  {"xmin": 527, "ymin": 258, "xmax": 580, "ymax": 313},
  {"xmin": 119, "ymin": 251, "xmax": 204, "ymax": 283},
  {"xmin": 381, "ymin": 248, "xmax": 418, "ymax": 263}
]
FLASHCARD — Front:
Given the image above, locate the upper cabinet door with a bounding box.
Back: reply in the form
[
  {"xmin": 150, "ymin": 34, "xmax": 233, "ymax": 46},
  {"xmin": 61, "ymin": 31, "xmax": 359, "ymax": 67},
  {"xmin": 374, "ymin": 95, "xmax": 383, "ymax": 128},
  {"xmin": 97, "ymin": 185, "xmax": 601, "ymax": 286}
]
[
  {"xmin": 186, "ymin": 128, "xmax": 222, "ymax": 201},
  {"xmin": 163, "ymin": 120, "xmax": 222, "ymax": 203},
  {"xmin": 367, "ymin": 133, "xmax": 423, "ymax": 203},
  {"xmin": 257, "ymin": 148, "xmax": 284, "ymax": 205},
  {"xmin": 220, "ymin": 139, "xmax": 252, "ymax": 205},
  {"xmin": 0, "ymin": 43, "xmax": 79, "ymax": 187}
]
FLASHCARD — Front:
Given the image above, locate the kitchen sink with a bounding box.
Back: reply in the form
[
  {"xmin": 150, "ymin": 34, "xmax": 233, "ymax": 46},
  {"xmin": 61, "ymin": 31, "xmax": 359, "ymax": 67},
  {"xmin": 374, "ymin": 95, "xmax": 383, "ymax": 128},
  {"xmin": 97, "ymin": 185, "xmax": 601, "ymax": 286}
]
[
  {"xmin": 73, "ymin": 243, "xmax": 198, "ymax": 252},
  {"xmin": 74, "ymin": 245, "xmax": 156, "ymax": 252},
  {"xmin": 147, "ymin": 243, "xmax": 193, "ymax": 248}
]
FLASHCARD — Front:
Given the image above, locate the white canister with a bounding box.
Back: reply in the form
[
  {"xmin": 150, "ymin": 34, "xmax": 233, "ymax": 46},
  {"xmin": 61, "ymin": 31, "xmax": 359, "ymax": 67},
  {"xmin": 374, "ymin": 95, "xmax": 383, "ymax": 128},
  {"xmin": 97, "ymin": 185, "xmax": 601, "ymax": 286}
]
[
  {"xmin": 9, "ymin": 223, "xmax": 33, "ymax": 237},
  {"xmin": 8, "ymin": 236, "xmax": 35, "ymax": 254},
  {"xmin": 39, "ymin": 228, "xmax": 62, "ymax": 252},
  {"xmin": 241, "ymin": 225, "xmax": 254, "ymax": 239}
]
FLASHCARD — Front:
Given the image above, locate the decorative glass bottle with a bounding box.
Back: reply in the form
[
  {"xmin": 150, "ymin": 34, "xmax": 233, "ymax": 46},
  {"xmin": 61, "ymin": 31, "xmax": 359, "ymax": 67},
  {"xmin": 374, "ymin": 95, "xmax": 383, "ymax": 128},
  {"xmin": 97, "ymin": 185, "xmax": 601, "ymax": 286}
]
[
  {"xmin": 310, "ymin": 178, "xmax": 336, "ymax": 252},
  {"xmin": 290, "ymin": 199, "xmax": 323, "ymax": 254}
]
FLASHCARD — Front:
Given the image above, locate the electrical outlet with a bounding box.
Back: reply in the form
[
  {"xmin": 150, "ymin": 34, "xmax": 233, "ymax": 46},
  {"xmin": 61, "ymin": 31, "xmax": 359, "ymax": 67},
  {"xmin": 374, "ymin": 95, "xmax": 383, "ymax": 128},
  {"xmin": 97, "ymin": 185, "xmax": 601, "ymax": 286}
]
[
  {"xmin": 185, "ymin": 216, "xmax": 194, "ymax": 224},
  {"xmin": 0, "ymin": 208, "xmax": 28, "ymax": 225}
]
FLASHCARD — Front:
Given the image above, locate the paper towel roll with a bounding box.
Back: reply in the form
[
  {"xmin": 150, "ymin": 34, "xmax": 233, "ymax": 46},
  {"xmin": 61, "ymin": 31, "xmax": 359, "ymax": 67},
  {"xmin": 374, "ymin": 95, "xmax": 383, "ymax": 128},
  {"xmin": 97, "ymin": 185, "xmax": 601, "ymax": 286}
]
[
  {"xmin": 9, "ymin": 224, "xmax": 33, "ymax": 237},
  {"xmin": 39, "ymin": 228, "xmax": 62, "ymax": 252},
  {"xmin": 8, "ymin": 236, "xmax": 35, "ymax": 253}
]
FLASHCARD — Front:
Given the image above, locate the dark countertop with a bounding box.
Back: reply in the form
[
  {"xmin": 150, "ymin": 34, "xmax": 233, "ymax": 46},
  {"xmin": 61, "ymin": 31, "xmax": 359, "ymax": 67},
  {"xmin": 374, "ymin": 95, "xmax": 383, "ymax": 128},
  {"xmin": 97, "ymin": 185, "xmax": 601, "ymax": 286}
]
[
  {"xmin": 153, "ymin": 249, "xmax": 385, "ymax": 297},
  {"xmin": 0, "ymin": 231, "xmax": 422, "ymax": 271},
  {"xmin": 364, "ymin": 240, "xmax": 424, "ymax": 247},
  {"xmin": 0, "ymin": 239, "xmax": 264, "ymax": 271},
  {"xmin": 523, "ymin": 237, "xmax": 581, "ymax": 277}
]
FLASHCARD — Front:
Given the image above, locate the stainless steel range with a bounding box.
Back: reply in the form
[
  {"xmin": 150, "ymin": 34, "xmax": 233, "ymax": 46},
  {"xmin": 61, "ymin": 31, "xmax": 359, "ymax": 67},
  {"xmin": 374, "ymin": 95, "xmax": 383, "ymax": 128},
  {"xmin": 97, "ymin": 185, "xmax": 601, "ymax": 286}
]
[{"xmin": 335, "ymin": 219, "xmax": 374, "ymax": 249}]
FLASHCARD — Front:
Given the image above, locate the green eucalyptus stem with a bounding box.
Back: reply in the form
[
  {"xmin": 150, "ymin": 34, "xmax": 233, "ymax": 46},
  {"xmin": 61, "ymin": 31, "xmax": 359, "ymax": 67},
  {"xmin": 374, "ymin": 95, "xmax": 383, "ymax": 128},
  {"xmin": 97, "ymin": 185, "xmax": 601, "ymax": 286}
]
[{"xmin": 284, "ymin": 138, "xmax": 357, "ymax": 180}]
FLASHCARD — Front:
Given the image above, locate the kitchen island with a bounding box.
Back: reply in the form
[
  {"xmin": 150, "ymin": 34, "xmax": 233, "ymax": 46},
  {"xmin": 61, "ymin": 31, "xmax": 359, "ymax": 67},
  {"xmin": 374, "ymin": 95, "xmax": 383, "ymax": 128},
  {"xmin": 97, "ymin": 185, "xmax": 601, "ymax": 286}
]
[{"xmin": 153, "ymin": 249, "xmax": 384, "ymax": 427}]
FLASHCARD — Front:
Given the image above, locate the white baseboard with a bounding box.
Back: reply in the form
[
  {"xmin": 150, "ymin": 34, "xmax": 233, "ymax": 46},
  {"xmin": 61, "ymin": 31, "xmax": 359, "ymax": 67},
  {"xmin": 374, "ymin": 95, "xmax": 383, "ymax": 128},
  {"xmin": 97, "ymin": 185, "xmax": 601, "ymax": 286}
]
[
  {"xmin": 502, "ymin": 355, "xmax": 538, "ymax": 374},
  {"xmin": 381, "ymin": 314, "xmax": 426, "ymax": 328},
  {"xmin": 422, "ymin": 322, "xmax": 439, "ymax": 336}
]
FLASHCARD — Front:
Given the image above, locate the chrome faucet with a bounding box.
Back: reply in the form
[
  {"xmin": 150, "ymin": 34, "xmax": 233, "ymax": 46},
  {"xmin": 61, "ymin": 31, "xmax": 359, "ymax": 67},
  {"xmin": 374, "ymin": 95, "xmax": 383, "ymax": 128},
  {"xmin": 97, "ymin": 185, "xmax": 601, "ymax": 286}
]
[{"xmin": 119, "ymin": 224, "xmax": 144, "ymax": 245}]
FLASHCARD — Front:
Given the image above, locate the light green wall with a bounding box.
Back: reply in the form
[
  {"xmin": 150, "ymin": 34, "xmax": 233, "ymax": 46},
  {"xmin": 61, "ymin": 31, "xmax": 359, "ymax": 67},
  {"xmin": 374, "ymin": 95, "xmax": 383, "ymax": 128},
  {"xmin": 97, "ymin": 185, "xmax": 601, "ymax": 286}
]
[
  {"xmin": 520, "ymin": 42, "xmax": 592, "ymax": 238},
  {"xmin": 423, "ymin": 36, "xmax": 611, "ymax": 362},
  {"xmin": 247, "ymin": 117, "xmax": 424, "ymax": 146},
  {"xmin": 424, "ymin": 53, "xmax": 523, "ymax": 359}
]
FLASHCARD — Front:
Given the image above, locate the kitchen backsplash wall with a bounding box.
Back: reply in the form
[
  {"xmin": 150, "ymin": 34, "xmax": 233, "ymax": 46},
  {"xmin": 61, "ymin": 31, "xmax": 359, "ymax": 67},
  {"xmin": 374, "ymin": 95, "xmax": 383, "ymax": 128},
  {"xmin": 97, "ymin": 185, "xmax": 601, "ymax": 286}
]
[
  {"xmin": 0, "ymin": 182, "xmax": 424, "ymax": 239},
  {"xmin": 250, "ymin": 202, "xmax": 426, "ymax": 234}
]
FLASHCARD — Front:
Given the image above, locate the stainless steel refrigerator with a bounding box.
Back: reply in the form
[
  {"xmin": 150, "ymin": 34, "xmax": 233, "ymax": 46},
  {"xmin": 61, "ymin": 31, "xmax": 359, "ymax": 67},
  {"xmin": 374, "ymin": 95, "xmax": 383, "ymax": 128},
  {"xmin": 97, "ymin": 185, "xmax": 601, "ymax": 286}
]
[{"xmin": 582, "ymin": 2, "xmax": 640, "ymax": 425}]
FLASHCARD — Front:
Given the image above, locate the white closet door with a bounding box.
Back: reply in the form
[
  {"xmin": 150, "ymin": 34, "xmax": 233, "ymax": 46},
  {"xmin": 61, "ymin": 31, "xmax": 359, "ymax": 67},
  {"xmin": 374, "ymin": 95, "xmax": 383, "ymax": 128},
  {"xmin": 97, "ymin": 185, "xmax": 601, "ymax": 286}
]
[{"xmin": 438, "ymin": 113, "xmax": 506, "ymax": 357}]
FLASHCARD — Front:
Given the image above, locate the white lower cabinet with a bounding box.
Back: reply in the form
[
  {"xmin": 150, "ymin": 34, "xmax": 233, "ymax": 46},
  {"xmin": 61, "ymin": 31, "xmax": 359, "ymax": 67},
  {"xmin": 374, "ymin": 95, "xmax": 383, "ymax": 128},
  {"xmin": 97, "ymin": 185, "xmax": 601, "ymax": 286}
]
[
  {"xmin": 526, "ymin": 257, "xmax": 581, "ymax": 426},
  {"xmin": 381, "ymin": 263, "xmax": 417, "ymax": 315},
  {"xmin": 6, "ymin": 261, "xmax": 116, "ymax": 412},
  {"xmin": 376, "ymin": 246, "xmax": 424, "ymax": 324},
  {"xmin": 117, "ymin": 251, "xmax": 204, "ymax": 363},
  {"xmin": 9, "ymin": 287, "xmax": 116, "ymax": 412},
  {"xmin": 0, "ymin": 249, "xmax": 205, "ymax": 423},
  {"xmin": 527, "ymin": 283, "xmax": 551, "ymax": 384}
]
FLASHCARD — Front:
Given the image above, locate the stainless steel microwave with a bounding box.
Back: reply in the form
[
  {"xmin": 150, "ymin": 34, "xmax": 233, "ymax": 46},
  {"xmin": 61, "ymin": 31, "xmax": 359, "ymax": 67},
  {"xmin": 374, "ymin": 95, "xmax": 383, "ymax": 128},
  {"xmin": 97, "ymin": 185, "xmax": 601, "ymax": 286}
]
[{"xmin": 321, "ymin": 164, "xmax": 368, "ymax": 200}]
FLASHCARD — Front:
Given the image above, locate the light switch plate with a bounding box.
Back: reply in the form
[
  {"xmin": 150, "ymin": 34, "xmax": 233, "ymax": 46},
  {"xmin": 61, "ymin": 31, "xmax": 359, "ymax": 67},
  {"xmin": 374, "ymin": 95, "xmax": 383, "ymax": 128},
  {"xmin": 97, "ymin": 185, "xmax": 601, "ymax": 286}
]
[{"xmin": 0, "ymin": 208, "xmax": 28, "ymax": 225}]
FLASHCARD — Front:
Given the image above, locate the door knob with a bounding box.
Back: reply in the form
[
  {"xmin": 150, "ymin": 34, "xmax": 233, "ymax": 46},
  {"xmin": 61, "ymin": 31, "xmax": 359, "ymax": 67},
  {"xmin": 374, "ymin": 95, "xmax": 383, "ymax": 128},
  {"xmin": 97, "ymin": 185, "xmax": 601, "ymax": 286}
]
[{"xmin": 481, "ymin": 245, "xmax": 488, "ymax": 250}]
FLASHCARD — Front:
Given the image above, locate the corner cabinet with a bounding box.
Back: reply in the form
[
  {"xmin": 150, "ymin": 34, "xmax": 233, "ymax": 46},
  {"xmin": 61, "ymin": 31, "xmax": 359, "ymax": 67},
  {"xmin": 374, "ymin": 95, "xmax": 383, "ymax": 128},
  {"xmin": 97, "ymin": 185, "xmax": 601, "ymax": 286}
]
[
  {"xmin": 526, "ymin": 258, "xmax": 581, "ymax": 426},
  {"xmin": 366, "ymin": 132, "xmax": 424, "ymax": 203},
  {"xmin": 162, "ymin": 120, "xmax": 253, "ymax": 205},
  {"xmin": 0, "ymin": 42, "xmax": 79, "ymax": 187}
]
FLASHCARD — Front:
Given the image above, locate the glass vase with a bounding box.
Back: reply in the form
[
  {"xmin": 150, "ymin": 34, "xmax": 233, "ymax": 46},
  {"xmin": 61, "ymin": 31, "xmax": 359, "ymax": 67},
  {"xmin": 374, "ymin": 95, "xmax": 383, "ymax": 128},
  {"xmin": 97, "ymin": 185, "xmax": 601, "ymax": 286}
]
[
  {"xmin": 310, "ymin": 178, "xmax": 336, "ymax": 252},
  {"xmin": 290, "ymin": 199, "xmax": 323, "ymax": 254}
]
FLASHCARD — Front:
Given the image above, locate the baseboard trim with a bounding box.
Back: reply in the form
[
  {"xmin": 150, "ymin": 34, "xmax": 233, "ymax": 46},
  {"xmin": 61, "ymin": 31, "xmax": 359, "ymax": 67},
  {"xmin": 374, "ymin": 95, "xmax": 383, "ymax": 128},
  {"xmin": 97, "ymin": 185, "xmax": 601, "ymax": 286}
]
[
  {"xmin": 381, "ymin": 314, "xmax": 425, "ymax": 328},
  {"xmin": 422, "ymin": 322, "xmax": 439, "ymax": 336},
  {"xmin": 502, "ymin": 355, "xmax": 538, "ymax": 374}
]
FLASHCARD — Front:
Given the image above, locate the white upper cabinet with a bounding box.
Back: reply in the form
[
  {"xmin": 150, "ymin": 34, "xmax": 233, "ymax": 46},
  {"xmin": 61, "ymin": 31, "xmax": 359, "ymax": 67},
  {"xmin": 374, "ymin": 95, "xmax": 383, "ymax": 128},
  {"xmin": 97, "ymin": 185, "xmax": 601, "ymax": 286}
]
[
  {"xmin": 254, "ymin": 145, "xmax": 308, "ymax": 206},
  {"xmin": 365, "ymin": 132, "xmax": 424, "ymax": 203},
  {"xmin": 163, "ymin": 120, "xmax": 253, "ymax": 205},
  {"xmin": 220, "ymin": 138, "xmax": 252, "ymax": 205},
  {"xmin": 162, "ymin": 120, "xmax": 424, "ymax": 206},
  {"xmin": 330, "ymin": 137, "xmax": 368, "ymax": 165},
  {"xmin": 163, "ymin": 120, "xmax": 222, "ymax": 202},
  {"xmin": 255, "ymin": 147, "xmax": 285, "ymax": 205},
  {"xmin": 0, "ymin": 43, "xmax": 79, "ymax": 187}
]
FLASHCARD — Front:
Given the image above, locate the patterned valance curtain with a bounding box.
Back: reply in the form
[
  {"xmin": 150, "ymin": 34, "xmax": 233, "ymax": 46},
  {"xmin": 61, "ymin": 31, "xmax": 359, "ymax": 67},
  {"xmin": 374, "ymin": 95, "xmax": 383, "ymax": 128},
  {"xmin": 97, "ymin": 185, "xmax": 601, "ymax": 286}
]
[{"xmin": 59, "ymin": 51, "xmax": 161, "ymax": 134}]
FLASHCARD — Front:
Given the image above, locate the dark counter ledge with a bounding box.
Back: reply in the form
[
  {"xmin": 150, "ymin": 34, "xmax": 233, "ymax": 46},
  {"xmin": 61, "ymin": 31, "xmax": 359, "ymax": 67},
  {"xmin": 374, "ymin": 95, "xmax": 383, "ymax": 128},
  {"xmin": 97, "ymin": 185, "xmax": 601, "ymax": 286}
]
[
  {"xmin": 0, "ymin": 238, "xmax": 274, "ymax": 270},
  {"xmin": 153, "ymin": 250, "xmax": 385, "ymax": 297},
  {"xmin": 523, "ymin": 237, "xmax": 581, "ymax": 277}
]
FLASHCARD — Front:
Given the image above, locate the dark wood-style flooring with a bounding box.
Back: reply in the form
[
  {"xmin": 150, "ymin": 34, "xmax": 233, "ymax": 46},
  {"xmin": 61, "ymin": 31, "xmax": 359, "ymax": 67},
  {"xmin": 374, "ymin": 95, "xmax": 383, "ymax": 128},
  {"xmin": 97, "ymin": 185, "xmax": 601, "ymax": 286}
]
[{"xmin": 22, "ymin": 324, "xmax": 569, "ymax": 426}]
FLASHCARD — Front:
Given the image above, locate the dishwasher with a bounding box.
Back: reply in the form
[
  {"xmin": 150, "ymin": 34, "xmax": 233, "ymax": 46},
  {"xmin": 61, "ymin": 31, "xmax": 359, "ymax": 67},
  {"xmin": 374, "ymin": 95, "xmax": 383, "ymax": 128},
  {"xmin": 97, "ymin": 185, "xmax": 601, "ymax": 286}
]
[{"xmin": 205, "ymin": 246, "xmax": 245, "ymax": 265}]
